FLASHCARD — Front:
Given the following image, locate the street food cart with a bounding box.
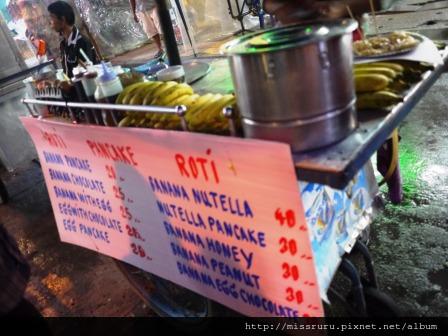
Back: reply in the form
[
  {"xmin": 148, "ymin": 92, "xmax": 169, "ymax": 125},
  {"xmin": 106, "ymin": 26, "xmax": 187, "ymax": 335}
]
[{"xmin": 15, "ymin": 0, "xmax": 448, "ymax": 319}]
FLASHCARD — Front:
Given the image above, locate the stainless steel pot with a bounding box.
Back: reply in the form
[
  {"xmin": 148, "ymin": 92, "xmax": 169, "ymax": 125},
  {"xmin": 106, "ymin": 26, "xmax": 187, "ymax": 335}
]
[{"xmin": 224, "ymin": 19, "xmax": 358, "ymax": 152}]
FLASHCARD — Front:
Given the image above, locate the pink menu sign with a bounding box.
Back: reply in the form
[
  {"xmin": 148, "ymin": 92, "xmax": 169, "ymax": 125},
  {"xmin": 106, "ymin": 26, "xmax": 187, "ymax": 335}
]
[{"xmin": 21, "ymin": 117, "xmax": 323, "ymax": 317}]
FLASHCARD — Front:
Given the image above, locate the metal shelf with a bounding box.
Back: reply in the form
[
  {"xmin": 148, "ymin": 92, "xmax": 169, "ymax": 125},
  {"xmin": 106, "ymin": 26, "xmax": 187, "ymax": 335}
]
[
  {"xmin": 292, "ymin": 50, "xmax": 448, "ymax": 189},
  {"xmin": 22, "ymin": 51, "xmax": 447, "ymax": 190},
  {"xmin": 0, "ymin": 59, "xmax": 55, "ymax": 87},
  {"xmin": 190, "ymin": 54, "xmax": 447, "ymax": 189}
]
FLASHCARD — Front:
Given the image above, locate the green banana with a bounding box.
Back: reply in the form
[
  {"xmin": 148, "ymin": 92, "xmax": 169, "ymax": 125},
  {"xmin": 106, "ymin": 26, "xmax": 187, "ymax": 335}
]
[{"xmin": 356, "ymin": 90, "xmax": 403, "ymax": 110}]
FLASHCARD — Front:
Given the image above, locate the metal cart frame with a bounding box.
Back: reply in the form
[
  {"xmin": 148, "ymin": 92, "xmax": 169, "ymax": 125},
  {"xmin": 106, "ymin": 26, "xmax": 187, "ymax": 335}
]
[{"xmin": 21, "ymin": 96, "xmax": 392, "ymax": 318}]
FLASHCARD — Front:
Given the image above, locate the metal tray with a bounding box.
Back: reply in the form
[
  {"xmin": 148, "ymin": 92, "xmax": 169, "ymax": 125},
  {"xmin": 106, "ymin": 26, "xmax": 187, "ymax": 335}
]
[{"xmin": 354, "ymin": 32, "xmax": 423, "ymax": 59}]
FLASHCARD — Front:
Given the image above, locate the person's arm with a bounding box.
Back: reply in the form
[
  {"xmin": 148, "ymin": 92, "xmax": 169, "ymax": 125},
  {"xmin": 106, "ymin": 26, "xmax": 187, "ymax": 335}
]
[
  {"xmin": 60, "ymin": 42, "xmax": 67, "ymax": 76},
  {"xmin": 129, "ymin": 0, "xmax": 139, "ymax": 22},
  {"xmin": 264, "ymin": 0, "xmax": 381, "ymax": 24},
  {"xmin": 318, "ymin": 0, "xmax": 382, "ymax": 19},
  {"xmin": 77, "ymin": 37, "xmax": 97, "ymax": 65},
  {"xmin": 264, "ymin": 0, "xmax": 316, "ymax": 24}
]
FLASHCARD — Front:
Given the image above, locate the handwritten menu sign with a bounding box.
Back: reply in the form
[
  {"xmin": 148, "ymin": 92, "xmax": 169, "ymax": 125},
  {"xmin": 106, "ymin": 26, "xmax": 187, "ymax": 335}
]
[{"xmin": 21, "ymin": 117, "xmax": 324, "ymax": 317}]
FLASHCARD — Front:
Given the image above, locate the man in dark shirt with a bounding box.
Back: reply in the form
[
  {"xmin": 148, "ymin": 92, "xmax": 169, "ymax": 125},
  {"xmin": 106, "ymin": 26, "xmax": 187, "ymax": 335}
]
[{"xmin": 47, "ymin": 1, "xmax": 97, "ymax": 78}]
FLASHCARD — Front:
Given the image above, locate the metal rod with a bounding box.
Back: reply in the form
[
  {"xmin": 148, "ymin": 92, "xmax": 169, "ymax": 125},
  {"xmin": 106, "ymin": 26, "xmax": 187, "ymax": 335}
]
[
  {"xmin": 174, "ymin": 0, "xmax": 196, "ymax": 57},
  {"xmin": 22, "ymin": 98, "xmax": 67, "ymax": 108},
  {"xmin": 0, "ymin": 59, "xmax": 55, "ymax": 87},
  {"xmin": 175, "ymin": 104, "xmax": 188, "ymax": 131},
  {"xmin": 223, "ymin": 107, "xmax": 237, "ymax": 136},
  {"xmin": 22, "ymin": 98, "xmax": 183, "ymax": 115},
  {"xmin": 24, "ymin": 102, "xmax": 38, "ymax": 117},
  {"xmin": 67, "ymin": 106, "xmax": 78, "ymax": 124},
  {"xmin": 155, "ymin": 0, "xmax": 181, "ymax": 65}
]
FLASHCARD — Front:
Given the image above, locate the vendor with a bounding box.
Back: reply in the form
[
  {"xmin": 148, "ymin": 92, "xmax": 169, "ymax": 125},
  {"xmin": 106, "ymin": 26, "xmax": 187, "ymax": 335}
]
[
  {"xmin": 264, "ymin": 0, "xmax": 381, "ymax": 24},
  {"xmin": 47, "ymin": 1, "xmax": 97, "ymax": 78}
]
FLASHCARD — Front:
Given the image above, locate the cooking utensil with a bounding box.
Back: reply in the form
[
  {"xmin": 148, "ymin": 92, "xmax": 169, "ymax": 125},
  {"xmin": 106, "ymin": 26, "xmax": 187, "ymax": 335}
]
[{"xmin": 224, "ymin": 19, "xmax": 358, "ymax": 152}]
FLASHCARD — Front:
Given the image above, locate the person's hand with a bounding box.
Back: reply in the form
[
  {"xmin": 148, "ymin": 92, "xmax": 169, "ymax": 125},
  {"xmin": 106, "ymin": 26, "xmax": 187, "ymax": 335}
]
[
  {"xmin": 58, "ymin": 80, "xmax": 73, "ymax": 93},
  {"xmin": 264, "ymin": 0, "xmax": 319, "ymax": 24},
  {"xmin": 264, "ymin": 0, "xmax": 348, "ymax": 24},
  {"xmin": 133, "ymin": 13, "xmax": 139, "ymax": 23},
  {"xmin": 315, "ymin": 2, "xmax": 347, "ymax": 20}
]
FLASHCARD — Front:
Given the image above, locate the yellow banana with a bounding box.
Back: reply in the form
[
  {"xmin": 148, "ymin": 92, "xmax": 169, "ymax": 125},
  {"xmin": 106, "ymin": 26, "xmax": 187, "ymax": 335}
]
[
  {"xmin": 188, "ymin": 94, "xmax": 224, "ymax": 129},
  {"xmin": 166, "ymin": 94, "xmax": 195, "ymax": 111},
  {"xmin": 198, "ymin": 120, "xmax": 229, "ymax": 134},
  {"xmin": 356, "ymin": 90, "xmax": 403, "ymax": 110},
  {"xmin": 185, "ymin": 94, "xmax": 216, "ymax": 121},
  {"xmin": 153, "ymin": 93, "xmax": 200, "ymax": 128},
  {"xmin": 142, "ymin": 82, "xmax": 165, "ymax": 105},
  {"xmin": 175, "ymin": 94, "xmax": 200, "ymax": 108},
  {"xmin": 354, "ymin": 74, "xmax": 390, "ymax": 93},
  {"xmin": 387, "ymin": 79, "xmax": 411, "ymax": 93},
  {"xmin": 355, "ymin": 62, "xmax": 404, "ymax": 73},
  {"xmin": 116, "ymin": 82, "xmax": 149, "ymax": 104},
  {"xmin": 163, "ymin": 119, "xmax": 183, "ymax": 130},
  {"xmin": 118, "ymin": 116, "xmax": 133, "ymax": 127},
  {"xmin": 154, "ymin": 83, "xmax": 194, "ymax": 106},
  {"xmin": 136, "ymin": 117, "xmax": 150, "ymax": 128},
  {"xmin": 393, "ymin": 60, "xmax": 434, "ymax": 72},
  {"xmin": 354, "ymin": 67, "xmax": 397, "ymax": 79},
  {"xmin": 126, "ymin": 84, "xmax": 160, "ymax": 123},
  {"xmin": 128, "ymin": 92, "xmax": 145, "ymax": 105},
  {"xmin": 204, "ymin": 94, "xmax": 236, "ymax": 124},
  {"xmin": 122, "ymin": 82, "xmax": 153, "ymax": 105},
  {"xmin": 149, "ymin": 82, "xmax": 178, "ymax": 105}
]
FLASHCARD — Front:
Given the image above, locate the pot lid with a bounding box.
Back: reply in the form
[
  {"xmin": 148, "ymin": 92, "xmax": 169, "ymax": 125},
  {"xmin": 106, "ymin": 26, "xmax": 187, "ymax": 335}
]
[{"xmin": 223, "ymin": 19, "xmax": 357, "ymax": 55}]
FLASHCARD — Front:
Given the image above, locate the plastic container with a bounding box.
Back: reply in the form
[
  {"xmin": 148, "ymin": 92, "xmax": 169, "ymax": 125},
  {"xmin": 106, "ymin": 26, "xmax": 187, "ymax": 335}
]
[
  {"xmin": 94, "ymin": 62, "xmax": 123, "ymax": 125},
  {"xmin": 156, "ymin": 65, "xmax": 185, "ymax": 83},
  {"xmin": 72, "ymin": 68, "xmax": 98, "ymax": 124},
  {"xmin": 81, "ymin": 71, "xmax": 98, "ymax": 102},
  {"xmin": 81, "ymin": 71, "xmax": 102, "ymax": 125}
]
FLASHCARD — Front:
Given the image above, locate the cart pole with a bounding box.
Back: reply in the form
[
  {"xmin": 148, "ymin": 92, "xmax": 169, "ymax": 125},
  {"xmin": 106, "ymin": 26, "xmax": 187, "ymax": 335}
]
[{"xmin": 155, "ymin": 0, "xmax": 182, "ymax": 66}]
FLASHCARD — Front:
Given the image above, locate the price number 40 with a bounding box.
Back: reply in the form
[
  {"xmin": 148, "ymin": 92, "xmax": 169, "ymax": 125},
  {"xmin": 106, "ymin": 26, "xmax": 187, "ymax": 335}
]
[{"xmin": 275, "ymin": 208, "xmax": 296, "ymax": 228}]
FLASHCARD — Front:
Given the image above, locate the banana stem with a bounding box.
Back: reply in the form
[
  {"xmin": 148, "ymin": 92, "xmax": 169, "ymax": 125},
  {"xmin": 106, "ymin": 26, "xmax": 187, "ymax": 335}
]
[{"xmin": 379, "ymin": 129, "xmax": 399, "ymax": 186}]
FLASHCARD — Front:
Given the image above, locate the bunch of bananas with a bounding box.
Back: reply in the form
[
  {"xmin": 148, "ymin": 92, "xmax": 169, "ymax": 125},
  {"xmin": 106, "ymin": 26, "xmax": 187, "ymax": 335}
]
[
  {"xmin": 354, "ymin": 62, "xmax": 404, "ymax": 110},
  {"xmin": 115, "ymin": 81, "xmax": 238, "ymax": 134},
  {"xmin": 186, "ymin": 93, "xmax": 237, "ymax": 133},
  {"xmin": 353, "ymin": 61, "xmax": 434, "ymax": 110}
]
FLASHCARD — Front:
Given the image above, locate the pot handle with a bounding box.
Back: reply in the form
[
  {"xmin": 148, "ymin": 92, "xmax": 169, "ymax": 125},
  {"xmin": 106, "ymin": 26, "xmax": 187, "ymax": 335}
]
[
  {"xmin": 264, "ymin": 56, "xmax": 276, "ymax": 80},
  {"xmin": 318, "ymin": 42, "xmax": 330, "ymax": 69}
]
